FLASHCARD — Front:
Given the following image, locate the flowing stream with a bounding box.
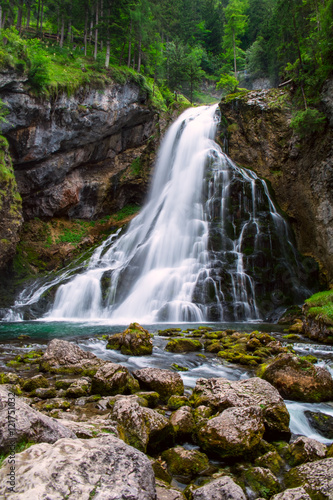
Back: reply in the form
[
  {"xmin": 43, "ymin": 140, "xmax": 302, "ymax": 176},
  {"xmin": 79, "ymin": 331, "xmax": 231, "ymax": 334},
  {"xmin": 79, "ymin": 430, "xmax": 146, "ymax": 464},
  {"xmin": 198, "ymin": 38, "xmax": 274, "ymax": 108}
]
[{"xmin": 4, "ymin": 104, "xmax": 311, "ymax": 323}]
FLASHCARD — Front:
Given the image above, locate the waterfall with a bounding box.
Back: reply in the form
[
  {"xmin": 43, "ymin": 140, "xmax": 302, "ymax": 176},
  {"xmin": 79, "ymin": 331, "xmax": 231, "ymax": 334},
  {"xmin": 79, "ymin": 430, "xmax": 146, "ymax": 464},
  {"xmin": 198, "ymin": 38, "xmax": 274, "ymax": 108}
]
[{"xmin": 5, "ymin": 104, "xmax": 312, "ymax": 323}]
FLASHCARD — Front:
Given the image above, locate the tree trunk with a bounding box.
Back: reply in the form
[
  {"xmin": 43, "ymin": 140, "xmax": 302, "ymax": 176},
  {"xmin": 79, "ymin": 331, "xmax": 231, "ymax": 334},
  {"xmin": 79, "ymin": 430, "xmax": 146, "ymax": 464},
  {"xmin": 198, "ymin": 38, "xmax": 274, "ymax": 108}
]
[
  {"xmin": 0, "ymin": 7, "xmax": 2, "ymax": 35},
  {"xmin": 94, "ymin": 1, "xmax": 99, "ymax": 60},
  {"xmin": 232, "ymin": 30, "xmax": 237, "ymax": 79},
  {"xmin": 105, "ymin": 7, "xmax": 110, "ymax": 68},
  {"xmin": 37, "ymin": 0, "xmax": 41, "ymax": 30},
  {"xmin": 119, "ymin": 40, "xmax": 126, "ymax": 65},
  {"xmin": 137, "ymin": 34, "xmax": 142, "ymax": 73},
  {"xmin": 16, "ymin": 0, "xmax": 23, "ymax": 33},
  {"xmin": 40, "ymin": 0, "xmax": 44, "ymax": 34},
  {"xmin": 100, "ymin": 0, "xmax": 103, "ymax": 50},
  {"xmin": 84, "ymin": 9, "xmax": 88, "ymax": 56},
  {"xmin": 26, "ymin": 4, "xmax": 31, "ymax": 28},
  {"xmin": 60, "ymin": 14, "xmax": 65, "ymax": 48},
  {"xmin": 127, "ymin": 18, "xmax": 132, "ymax": 67}
]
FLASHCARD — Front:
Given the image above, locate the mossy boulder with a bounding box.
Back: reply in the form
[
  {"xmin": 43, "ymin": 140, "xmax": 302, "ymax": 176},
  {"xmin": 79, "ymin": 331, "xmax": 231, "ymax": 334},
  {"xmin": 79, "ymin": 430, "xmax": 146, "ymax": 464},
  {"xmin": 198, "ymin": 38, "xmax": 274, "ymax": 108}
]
[
  {"xmin": 304, "ymin": 410, "xmax": 333, "ymax": 439},
  {"xmin": 136, "ymin": 391, "xmax": 160, "ymax": 408},
  {"xmin": 91, "ymin": 362, "xmax": 139, "ymax": 396},
  {"xmin": 270, "ymin": 487, "xmax": 312, "ymax": 500},
  {"xmin": 22, "ymin": 374, "xmax": 50, "ymax": 392},
  {"xmin": 158, "ymin": 328, "xmax": 183, "ymax": 337},
  {"xmin": 288, "ymin": 436, "xmax": 327, "ymax": 466},
  {"xmin": 165, "ymin": 338, "xmax": 202, "ymax": 353},
  {"xmin": 254, "ymin": 451, "xmax": 285, "ymax": 476},
  {"xmin": 258, "ymin": 353, "xmax": 333, "ymax": 402},
  {"xmin": 170, "ymin": 406, "xmax": 195, "ymax": 437},
  {"xmin": 191, "ymin": 475, "xmax": 246, "ymax": 500},
  {"xmin": 288, "ymin": 320, "xmax": 304, "ymax": 334},
  {"xmin": 197, "ymin": 406, "xmax": 265, "ymax": 458},
  {"xmin": 106, "ymin": 323, "xmax": 153, "ymax": 356},
  {"xmin": 284, "ymin": 458, "xmax": 333, "ymax": 498},
  {"xmin": 33, "ymin": 387, "xmax": 57, "ymax": 399},
  {"xmin": 167, "ymin": 395, "xmax": 190, "ymax": 410},
  {"xmin": 242, "ymin": 466, "xmax": 281, "ymax": 499},
  {"xmin": 0, "ymin": 372, "xmax": 20, "ymax": 384},
  {"xmin": 66, "ymin": 377, "xmax": 92, "ymax": 398},
  {"xmin": 161, "ymin": 446, "xmax": 209, "ymax": 481},
  {"xmin": 133, "ymin": 367, "xmax": 184, "ymax": 402}
]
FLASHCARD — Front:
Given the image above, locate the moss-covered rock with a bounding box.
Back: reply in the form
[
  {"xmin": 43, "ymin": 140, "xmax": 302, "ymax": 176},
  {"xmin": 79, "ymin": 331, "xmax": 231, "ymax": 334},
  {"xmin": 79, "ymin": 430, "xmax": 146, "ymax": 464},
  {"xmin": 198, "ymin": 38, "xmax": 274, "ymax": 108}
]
[
  {"xmin": 22, "ymin": 374, "xmax": 50, "ymax": 392},
  {"xmin": 136, "ymin": 391, "xmax": 160, "ymax": 408},
  {"xmin": 284, "ymin": 458, "xmax": 333, "ymax": 498},
  {"xmin": 165, "ymin": 338, "xmax": 202, "ymax": 353},
  {"xmin": 106, "ymin": 323, "xmax": 153, "ymax": 355},
  {"xmin": 0, "ymin": 372, "xmax": 20, "ymax": 384},
  {"xmin": 254, "ymin": 450, "xmax": 285, "ymax": 476},
  {"xmin": 242, "ymin": 466, "xmax": 281, "ymax": 499},
  {"xmin": 258, "ymin": 353, "xmax": 333, "ymax": 402},
  {"xmin": 167, "ymin": 395, "xmax": 191, "ymax": 410},
  {"xmin": 161, "ymin": 446, "xmax": 209, "ymax": 481},
  {"xmin": 133, "ymin": 367, "xmax": 184, "ymax": 402},
  {"xmin": 289, "ymin": 436, "xmax": 327, "ymax": 466},
  {"xmin": 170, "ymin": 406, "xmax": 195, "ymax": 438},
  {"xmin": 303, "ymin": 290, "xmax": 333, "ymax": 344},
  {"xmin": 91, "ymin": 362, "xmax": 139, "ymax": 396},
  {"xmin": 33, "ymin": 387, "xmax": 57, "ymax": 399},
  {"xmin": 66, "ymin": 377, "xmax": 92, "ymax": 398},
  {"xmin": 304, "ymin": 410, "xmax": 333, "ymax": 439}
]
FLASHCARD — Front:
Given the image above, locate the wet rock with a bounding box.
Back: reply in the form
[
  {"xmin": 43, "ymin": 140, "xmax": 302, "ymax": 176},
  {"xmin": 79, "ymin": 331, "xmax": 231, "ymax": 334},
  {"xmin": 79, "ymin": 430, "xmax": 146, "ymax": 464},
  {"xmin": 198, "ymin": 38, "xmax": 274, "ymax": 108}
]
[
  {"xmin": 34, "ymin": 387, "xmax": 57, "ymax": 399},
  {"xmin": 110, "ymin": 398, "xmax": 173, "ymax": 453},
  {"xmin": 91, "ymin": 362, "xmax": 139, "ymax": 396},
  {"xmin": 258, "ymin": 353, "xmax": 333, "ymax": 402},
  {"xmin": 285, "ymin": 457, "xmax": 333, "ymax": 498},
  {"xmin": 152, "ymin": 460, "xmax": 172, "ymax": 483},
  {"xmin": 170, "ymin": 406, "xmax": 195, "ymax": 437},
  {"xmin": 133, "ymin": 367, "xmax": 184, "ymax": 402},
  {"xmin": 0, "ymin": 372, "xmax": 20, "ymax": 385},
  {"xmin": 66, "ymin": 377, "xmax": 92, "ymax": 398},
  {"xmin": 192, "ymin": 476, "xmax": 247, "ymax": 500},
  {"xmin": 22, "ymin": 374, "xmax": 50, "ymax": 392},
  {"xmin": 190, "ymin": 376, "xmax": 290, "ymax": 436},
  {"xmin": 0, "ymin": 386, "xmax": 75, "ymax": 453},
  {"xmin": 271, "ymin": 487, "xmax": 312, "ymax": 500},
  {"xmin": 289, "ymin": 436, "xmax": 327, "ymax": 466},
  {"xmin": 198, "ymin": 406, "xmax": 265, "ymax": 457},
  {"xmin": 243, "ymin": 466, "xmax": 281, "ymax": 498},
  {"xmin": 161, "ymin": 446, "xmax": 210, "ymax": 482},
  {"xmin": 39, "ymin": 339, "xmax": 104, "ymax": 375},
  {"xmin": 0, "ymin": 435, "xmax": 156, "ymax": 499},
  {"xmin": 288, "ymin": 320, "xmax": 304, "ymax": 334},
  {"xmin": 254, "ymin": 450, "xmax": 285, "ymax": 475},
  {"xmin": 167, "ymin": 395, "xmax": 191, "ymax": 410},
  {"xmin": 156, "ymin": 480, "xmax": 184, "ymax": 500},
  {"xmin": 106, "ymin": 322, "xmax": 153, "ymax": 355},
  {"xmin": 165, "ymin": 338, "xmax": 202, "ymax": 353}
]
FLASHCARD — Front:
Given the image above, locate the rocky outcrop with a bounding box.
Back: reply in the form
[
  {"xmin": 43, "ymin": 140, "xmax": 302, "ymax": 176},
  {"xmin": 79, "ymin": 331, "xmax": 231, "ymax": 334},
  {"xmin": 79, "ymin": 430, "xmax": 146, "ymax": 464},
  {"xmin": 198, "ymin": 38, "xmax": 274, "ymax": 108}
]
[
  {"xmin": 0, "ymin": 386, "xmax": 75, "ymax": 453},
  {"xmin": 1, "ymin": 69, "xmax": 159, "ymax": 221},
  {"xmin": 258, "ymin": 353, "xmax": 333, "ymax": 402},
  {"xmin": 219, "ymin": 87, "xmax": 333, "ymax": 285},
  {"xmin": 0, "ymin": 135, "xmax": 22, "ymax": 269},
  {"xmin": 0, "ymin": 435, "xmax": 156, "ymax": 499}
]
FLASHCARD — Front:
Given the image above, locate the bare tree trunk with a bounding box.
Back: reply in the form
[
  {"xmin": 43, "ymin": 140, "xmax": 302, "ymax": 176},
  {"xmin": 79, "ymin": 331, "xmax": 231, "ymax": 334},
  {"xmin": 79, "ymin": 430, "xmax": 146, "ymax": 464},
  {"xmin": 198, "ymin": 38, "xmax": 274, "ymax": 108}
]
[
  {"xmin": 137, "ymin": 34, "xmax": 142, "ymax": 72},
  {"xmin": 127, "ymin": 18, "xmax": 132, "ymax": 67},
  {"xmin": 16, "ymin": 0, "xmax": 24, "ymax": 33},
  {"xmin": 26, "ymin": 4, "xmax": 31, "ymax": 28},
  {"xmin": 232, "ymin": 30, "xmax": 237, "ymax": 79},
  {"xmin": 105, "ymin": 6, "xmax": 110, "ymax": 68},
  {"xmin": 40, "ymin": 0, "xmax": 44, "ymax": 34},
  {"xmin": 37, "ymin": 0, "xmax": 41, "ymax": 30},
  {"xmin": 0, "ymin": 7, "xmax": 2, "ymax": 35},
  {"xmin": 132, "ymin": 50, "xmax": 136, "ymax": 69},
  {"xmin": 60, "ymin": 14, "xmax": 65, "ymax": 47},
  {"xmin": 100, "ymin": 0, "xmax": 103, "ymax": 50},
  {"xmin": 84, "ymin": 9, "xmax": 88, "ymax": 56},
  {"xmin": 94, "ymin": 1, "xmax": 99, "ymax": 60}
]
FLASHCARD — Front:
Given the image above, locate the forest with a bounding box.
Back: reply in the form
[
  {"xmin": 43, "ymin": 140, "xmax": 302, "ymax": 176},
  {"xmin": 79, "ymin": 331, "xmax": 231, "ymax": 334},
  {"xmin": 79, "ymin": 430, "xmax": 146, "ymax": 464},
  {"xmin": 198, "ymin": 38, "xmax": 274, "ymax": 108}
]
[{"xmin": 0, "ymin": 0, "xmax": 332, "ymax": 115}]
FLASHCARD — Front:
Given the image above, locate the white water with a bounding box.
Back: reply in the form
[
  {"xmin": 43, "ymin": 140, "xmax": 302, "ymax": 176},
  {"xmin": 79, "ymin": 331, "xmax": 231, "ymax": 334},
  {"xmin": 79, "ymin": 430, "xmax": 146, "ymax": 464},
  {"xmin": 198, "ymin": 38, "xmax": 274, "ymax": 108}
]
[{"xmin": 5, "ymin": 104, "xmax": 307, "ymax": 323}]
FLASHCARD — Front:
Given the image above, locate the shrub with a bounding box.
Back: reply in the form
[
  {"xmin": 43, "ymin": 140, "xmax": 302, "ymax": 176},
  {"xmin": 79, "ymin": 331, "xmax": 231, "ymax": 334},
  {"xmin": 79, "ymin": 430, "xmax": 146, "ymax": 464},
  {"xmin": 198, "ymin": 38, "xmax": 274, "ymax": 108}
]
[{"xmin": 290, "ymin": 108, "xmax": 326, "ymax": 138}]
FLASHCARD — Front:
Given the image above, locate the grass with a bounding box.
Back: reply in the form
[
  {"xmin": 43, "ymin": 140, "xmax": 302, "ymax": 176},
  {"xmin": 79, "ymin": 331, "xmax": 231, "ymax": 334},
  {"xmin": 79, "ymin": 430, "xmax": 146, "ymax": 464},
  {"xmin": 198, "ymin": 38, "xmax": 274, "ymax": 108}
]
[{"xmin": 305, "ymin": 290, "xmax": 333, "ymax": 323}]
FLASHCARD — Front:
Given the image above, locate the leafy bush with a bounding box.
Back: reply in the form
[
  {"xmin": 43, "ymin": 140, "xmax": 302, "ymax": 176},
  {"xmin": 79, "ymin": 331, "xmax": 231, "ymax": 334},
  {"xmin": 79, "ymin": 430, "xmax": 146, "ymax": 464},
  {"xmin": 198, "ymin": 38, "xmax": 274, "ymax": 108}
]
[
  {"xmin": 290, "ymin": 108, "xmax": 326, "ymax": 138},
  {"xmin": 217, "ymin": 74, "xmax": 239, "ymax": 94}
]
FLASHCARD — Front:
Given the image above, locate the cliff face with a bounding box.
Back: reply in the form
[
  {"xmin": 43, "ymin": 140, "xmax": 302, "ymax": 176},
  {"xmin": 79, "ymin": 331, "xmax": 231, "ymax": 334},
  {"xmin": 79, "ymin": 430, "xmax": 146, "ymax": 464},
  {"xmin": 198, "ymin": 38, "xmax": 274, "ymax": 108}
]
[
  {"xmin": 219, "ymin": 87, "xmax": 333, "ymax": 286},
  {"xmin": 1, "ymin": 70, "xmax": 159, "ymax": 221},
  {"xmin": 0, "ymin": 136, "xmax": 22, "ymax": 268}
]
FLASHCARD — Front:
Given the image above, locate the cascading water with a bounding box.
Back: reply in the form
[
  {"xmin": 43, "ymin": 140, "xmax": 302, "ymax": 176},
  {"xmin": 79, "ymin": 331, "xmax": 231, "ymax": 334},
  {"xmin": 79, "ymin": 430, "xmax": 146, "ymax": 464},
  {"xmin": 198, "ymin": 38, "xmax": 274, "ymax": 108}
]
[{"xmin": 5, "ymin": 104, "xmax": 313, "ymax": 323}]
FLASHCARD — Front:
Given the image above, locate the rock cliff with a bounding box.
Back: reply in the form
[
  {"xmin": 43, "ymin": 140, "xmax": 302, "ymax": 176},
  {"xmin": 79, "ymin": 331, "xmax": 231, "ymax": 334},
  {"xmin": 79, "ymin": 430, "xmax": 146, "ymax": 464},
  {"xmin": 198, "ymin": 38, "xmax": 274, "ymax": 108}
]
[{"xmin": 219, "ymin": 87, "xmax": 333, "ymax": 285}]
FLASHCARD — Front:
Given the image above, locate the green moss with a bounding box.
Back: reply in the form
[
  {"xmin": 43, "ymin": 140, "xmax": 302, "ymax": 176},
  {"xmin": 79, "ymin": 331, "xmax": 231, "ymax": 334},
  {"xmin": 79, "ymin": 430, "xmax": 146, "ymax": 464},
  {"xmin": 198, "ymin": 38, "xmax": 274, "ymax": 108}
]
[
  {"xmin": 171, "ymin": 363, "xmax": 189, "ymax": 372},
  {"xmin": 165, "ymin": 338, "xmax": 202, "ymax": 353},
  {"xmin": 167, "ymin": 395, "xmax": 190, "ymax": 410},
  {"xmin": 305, "ymin": 290, "xmax": 333, "ymax": 323}
]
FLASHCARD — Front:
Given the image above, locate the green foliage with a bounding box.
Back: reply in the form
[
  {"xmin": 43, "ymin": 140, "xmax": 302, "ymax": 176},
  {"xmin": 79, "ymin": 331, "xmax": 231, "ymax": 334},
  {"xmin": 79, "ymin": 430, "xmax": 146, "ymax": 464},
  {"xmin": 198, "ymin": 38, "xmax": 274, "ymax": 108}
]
[
  {"xmin": 290, "ymin": 109, "xmax": 327, "ymax": 138},
  {"xmin": 114, "ymin": 204, "xmax": 140, "ymax": 221},
  {"xmin": 216, "ymin": 74, "xmax": 239, "ymax": 94},
  {"xmin": 0, "ymin": 100, "xmax": 9, "ymax": 132}
]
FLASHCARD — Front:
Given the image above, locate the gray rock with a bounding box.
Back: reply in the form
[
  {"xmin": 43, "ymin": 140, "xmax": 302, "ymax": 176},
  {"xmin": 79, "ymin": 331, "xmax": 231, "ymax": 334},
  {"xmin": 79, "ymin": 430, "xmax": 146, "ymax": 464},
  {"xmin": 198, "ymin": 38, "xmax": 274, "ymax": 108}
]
[
  {"xmin": 170, "ymin": 406, "xmax": 195, "ymax": 436},
  {"xmin": 271, "ymin": 487, "xmax": 312, "ymax": 500},
  {"xmin": 91, "ymin": 362, "xmax": 139, "ymax": 396},
  {"xmin": 192, "ymin": 476, "xmax": 247, "ymax": 500},
  {"xmin": 198, "ymin": 406, "xmax": 265, "ymax": 457},
  {"xmin": 285, "ymin": 457, "xmax": 333, "ymax": 498},
  {"xmin": 289, "ymin": 436, "xmax": 327, "ymax": 466},
  {"xmin": 304, "ymin": 410, "xmax": 333, "ymax": 439},
  {"xmin": 191, "ymin": 376, "xmax": 289, "ymax": 435},
  {"xmin": 0, "ymin": 435, "xmax": 156, "ymax": 499},
  {"xmin": 40, "ymin": 338, "xmax": 104, "ymax": 374},
  {"xmin": 0, "ymin": 386, "xmax": 75, "ymax": 453},
  {"xmin": 156, "ymin": 480, "xmax": 184, "ymax": 500},
  {"xmin": 66, "ymin": 377, "xmax": 92, "ymax": 398},
  {"xmin": 133, "ymin": 367, "xmax": 184, "ymax": 402},
  {"xmin": 110, "ymin": 397, "xmax": 173, "ymax": 453}
]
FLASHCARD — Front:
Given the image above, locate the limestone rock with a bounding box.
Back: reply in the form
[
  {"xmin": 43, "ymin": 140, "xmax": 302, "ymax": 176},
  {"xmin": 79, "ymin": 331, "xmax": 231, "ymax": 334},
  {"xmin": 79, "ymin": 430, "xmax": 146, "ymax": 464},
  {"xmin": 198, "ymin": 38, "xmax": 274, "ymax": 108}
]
[
  {"xmin": 259, "ymin": 353, "xmax": 333, "ymax": 402},
  {"xmin": 161, "ymin": 446, "xmax": 209, "ymax": 481},
  {"xmin": 110, "ymin": 397, "xmax": 173, "ymax": 453},
  {"xmin": 170, "ymin": 406, "xmax": 195, "ymax": 437},
  {"xmin": 198, "ymin": 406, "xmax": 265, "ymax": 457},
  {"xmin": 191, "ymin": 376, "xmax": 290, "ymax": 436},
  {"xmin": 156, "ymin": 480, "xmax": 184, "ymax": 500},
  {"xmin": 271, "ymin": 487, "xmax": 312, "ymax": 500},
  {"xmin": 133, "ymin": 367, "xmax": 184, "ymax": 402},
  {"xmin": 39, "ymin": 339, "xmax": 104, "ymax": 374},
  {"xmin": 289, "ymin": 436, "xmax": 327, "ymax": 466},
  {"xmin": 107, "ymin": 322, "xmax": 153, "ymax": 355},
  {"xmin": 285, "ymin": 457, "xmax": 333, "ymax": 498},
  {"xmin": 91, "ymin": 362, "xmax": 139, "ymax": 396},
  {"xmin": 22, "ymin": 374, "xmax": 49, "ymax": 392},
  {"xmin": 305, "ymin": 410, "xmax": 333, "ymax": 439},
  {"xmin": 66, "ymin": 377, "xmax": 92, "ymax": 398},
  {"xmin": 0, "ymin": 386, "xmax": 75, "ymax": 453},
  {"xmin": 165, "ymin": 338, "xmax": 202, "ymax": 353},
  {"xmin": 243, "ymin": 466, "xmax": 281, "ymax": 498},
  {"xmin": 0, "ymin": 435, "xmax": 156, "ymax": 499},
  {"xmin": 192, "ymin": 476, "xmax": 247, "ymax": 500}
]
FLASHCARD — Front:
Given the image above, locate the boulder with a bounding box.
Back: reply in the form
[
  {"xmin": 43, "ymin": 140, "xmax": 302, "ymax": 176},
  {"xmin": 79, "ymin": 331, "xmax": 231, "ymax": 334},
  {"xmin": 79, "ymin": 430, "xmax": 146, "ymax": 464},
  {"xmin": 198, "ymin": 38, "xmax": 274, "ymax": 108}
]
[
  {"xmin": 304, "ymin": 410, "xmax": 333, "ymax": 439},
  {"xmin": 165, "ymin": 339, "xmax": 202, "ymax": 353},
  {"xmin": 66, "ymin": 377, "xmax": 92, "ymax": 398},
  {"xmin": 258, "ymin": 353, "xmax": 333, "ymax": 402},
  {"xmin": 254, "ymin": 450, "xmax": 285, "ymax": 475},
  {"xmin": 106, "ymin": 323, "xmax": 153, "ymax": 355},
  {"xmin": 91, "ymin": 362, "xmax": 139, "ymax": 396},
  {"xmin": 133, "ymin": 367, "xmax": 184, "ymax": 402},
  {"xmin": 156, "ymin": 480, "xmax": 184, "ymax": 500},
  {"xmin": 39, "ymin": 339, "xmax": 104, "ymax": 375},
  {"xmin": 191, "ymin": 376, "xmax": 290, "ymax": 436},
  {"xmin": 192, "ymin": 476, "xmax": 247, "ymax": 500},
  {"xmin": 167, "ymin": 395, "xmax": 191, "ymax": 410},
  {"xmin": 0, "ymin": 435, "xmax": 156, "ymax": 499},
  {"xmin": 271, "ymin": 487, "xmax": 312, "ymax": 500},
  {"xmin": 110, "ymin": 397, "xmax": 173, "ymax": 453},
  {"xmin": 198, "ymin": 406, "xmax": 265, "ymax": 457},
  {"xmin": 243, "ymin": 466, "xmax": 281, "ymax": 498},
  {"xmin": 34, "ymin": 387, "xmax": 57, "ymax": 399},
  {"xmin": 0, "ymin": 386, "xmax": 75, "ymax": 453},
  {"xmin": 289, "ymin": 436, "xmax": 327, "ymax": 466},
  {"xmin": 161, "ymin": 446, "xmax": 210, "ymax": 481},
  {"xmin": 22, "ymin": 374, "xmax": 50, "ymax": 392},
  {"xmin": 285, "ymin": 457, "xmax": 333, "ymax": 498},
  {"xmin": 170, "ymin": 406, "xmax": 195, "ymax": 437}
]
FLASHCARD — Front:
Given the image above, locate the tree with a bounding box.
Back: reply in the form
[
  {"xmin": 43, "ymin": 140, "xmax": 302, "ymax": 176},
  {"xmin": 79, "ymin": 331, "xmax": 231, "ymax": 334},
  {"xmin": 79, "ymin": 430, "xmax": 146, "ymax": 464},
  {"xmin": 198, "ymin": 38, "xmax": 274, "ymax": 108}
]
[{"xmin": 222, "ymin": 0, "xmax": 248, "ymax": 78}]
